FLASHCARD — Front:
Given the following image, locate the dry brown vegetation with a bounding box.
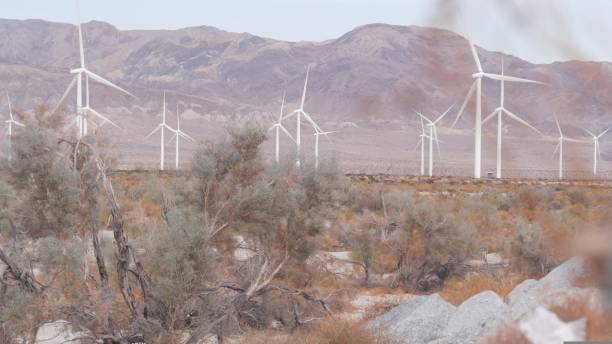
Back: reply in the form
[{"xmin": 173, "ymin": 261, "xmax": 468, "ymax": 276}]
[{"xmin": 0, "ymin": 117, "xmax": 611, "ymax": 343}]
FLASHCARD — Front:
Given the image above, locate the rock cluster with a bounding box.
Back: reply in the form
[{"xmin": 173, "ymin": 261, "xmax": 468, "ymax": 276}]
[{"xmin": 370, "ymin": 257, "xmax": 601, "ymax": 344}]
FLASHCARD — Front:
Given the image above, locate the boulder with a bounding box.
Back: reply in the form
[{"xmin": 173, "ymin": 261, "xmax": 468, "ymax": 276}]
[
  {"xmin": 441, "ymin": 291, "xmax": 508, "ymax": 344},
  {"xmin": 505, "ymin": 279, "xmax": 540, "ymax": 320},
  {"xmin": 538, "ymin": 257, "xmax": 587, "ymax": 291},
  {"xmin": 505, "ymin": 257, "xmax": 590, "ymax": 320},
  {"xmin": 35, "ymin": 320, "xmax": 91, "ymax": 344},
  {"xmin": 369, "ymin": 293, "xmax": 455, "ymax": 343}
]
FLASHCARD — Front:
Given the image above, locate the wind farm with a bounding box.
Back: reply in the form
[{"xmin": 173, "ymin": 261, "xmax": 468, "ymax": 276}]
[{"xmin": 2, "ymin": 2, "xmax": 612, "ymax": 343}]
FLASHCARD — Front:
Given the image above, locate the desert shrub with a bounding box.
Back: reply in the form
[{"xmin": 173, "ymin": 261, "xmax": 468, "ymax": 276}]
[
  {"xmin": 2, "ymin": 125, "xmax": 80, "ymax": 238},
  {"xmin": 140, "ymin": 125, "xmax": 350, "ymax": 339},
  {"xmin": 517, "ymin": 186, "xmax": 555, "ymax": 211},
  {"xmin": 510, "ymin": 218, "xmax": 552, "ymax": 274}
]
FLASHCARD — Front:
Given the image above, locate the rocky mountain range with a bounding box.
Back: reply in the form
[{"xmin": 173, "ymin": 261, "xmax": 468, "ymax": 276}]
[{"xmin": 1, "ymin": 19, "xmax": 611, "ymax": 174}]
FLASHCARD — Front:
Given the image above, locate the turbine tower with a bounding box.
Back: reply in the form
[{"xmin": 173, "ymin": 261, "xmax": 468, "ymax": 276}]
[
  {"xmin": 145, "ymin": 92, "xmax": 177, "ymax": 170},
  {"xmin": 414, "ymin": 116, "xmax": 429, "ymax": 176},
  {"xmin": 482, "ymin": 61, "xmax": 543, "ymax": 179},
  {"xmin": 168, "ymin": 103, "xmax": 195, "ymax": 170},
  {"xmin": 52, "ymin": 2, "xmax": 134, "ymax": 138},
  {"xmin": 452, "ymin": 41, "xmax": 545, "ymax": 179},
  {"xmin": 313, "ymin": 130, "xmax": 336, "ymax": 169},
  {"xmin": 582, "ymin": 126, "xmax": 611, "ymax": 176},
  {"xmin": 5, "ymin": 93, "xmax": 24, "ymax": 161},
  {"xmin": 416, "ymin": 105, "xmax": 452, "ymax": 177},
  {"xmin": 269, "ymin": 93, "xmax": 296, "ymax": 164},
  {"xmin": 552, "ymin": 117, "xmax": 584, "ymax": 180},
  {"xmin": 284, "ymin": 66, "xmax": 326, "ymax": 167}
]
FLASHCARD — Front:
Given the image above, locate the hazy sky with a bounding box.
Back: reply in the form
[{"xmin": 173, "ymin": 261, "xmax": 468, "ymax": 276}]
[{"xmin": 2, "ymin": 0, "xmax": 611, "ymax": 64}]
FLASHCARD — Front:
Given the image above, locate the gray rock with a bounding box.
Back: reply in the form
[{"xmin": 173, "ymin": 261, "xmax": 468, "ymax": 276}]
[
  {"xmin": 369, "ymin": 293, "xmax": 455, "ymax": 343},
  {"xmin": 505, "ymin": 279, "xmax": 540, "ymax": 320},
  {"xmin": 442, "ymin": 291, "xmax": 508, "ymax": 344},
  {"xmin": 35, "ymin": 320, "xmax": 91, "ymax": 344},
  {"xmin": 538, "ymin": 257, "xmax": 587, "ymax": 290},
  {"xmin": 505, "ymin": 257, "xmax": 589, "ymax": 320}
]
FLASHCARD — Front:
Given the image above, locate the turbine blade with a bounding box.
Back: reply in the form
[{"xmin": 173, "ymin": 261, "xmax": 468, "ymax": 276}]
[
  {"xmin": 413, "ymin": 110, "xmax": 432, "ymax": 124},
  {"xmin": 145, "ymin": 125, "xmax": 161, "ymax": 140},
  {"xmin": 582, "ymin": 127, "xmax": 595, "ymax": 137},
  {"xmin": 163, "ymin": 123, "xmax": 177, "ymax": 133},
  {"xmin": 178, "ymin": 130, "xmax": 195, "ymax": 142},
  {"xmin": 85, "ymin": 70, "xmax": 136, "ymax": 98},
  {"xmin": 433, "ymin": 104, "xmax": 454, "ymax": 124},
  {"xmin": 483, "ymin": 73, "xmax": 545, "ymax": 85},
  {"xmin": 469, "ymin": 41, "xmax": 482, "ymax": 72},
  {"xmin": 78, "ymin": 24, "xmax": 86, "ymax": 68},
  {"xmin": 279, "ymin": 125, "xmax": 296, "ymax": 143},
  {"xmin": 6, "ymin": 92, "xmax": 13, "ymax": 120},
  {"xmin": 500, "ymin": 60, "xmax": 505, "ymax": 108},
  {"xmin": 553, "ymin": 142, "xmax": 560, "ymax": 156},
  {"xmin": 433, "ymin": 126, "xmax": 441, "ymax": 156},
  {"xmin": 555, "ymin": 116, "xmax": 563, "ymax": 137},
  {"xmin": 452, "ymin": 81, "xmax": 477, "ymax": 128},
  {"xmin": 278, "ymin": 92, "xmax": 286, "ymax": 123},
  {"xmin": 482, "ymin": 109, "xmax": 498, "ymax": 124},
  {"xmin": 564, "ymin": 137, "xmax": 587, "ymax": 144},
  {"xmin": 598, "ymin": 125, "xmax": 612, "ymax": 138},
  {"xmin": 413, "ymin": 138, "xmax": 423, "ymax": 152},
  {"xmin": 300, "ymin": 66, "xmax": 310, "ymax": 110},
  {"xmin": 87, "ymin": 108, "xmax": 121, "ymax": 129},
  {"xmin": 502, "ymin": 109, "xmax": 542, "ymax": 136},
  {"xmin": 281, "ymin": 110, "xmax": 298, "ymax": 121},
  {"xmin": 302, "ymin": 111, "xmax": 324, "ymax": 133},
  {"xmin": 166, "ymin": 133, "xmax": 177, "ymax": 145},
  {"xmin": 51, "ymin": 76, "xmax": 78, "ymax": 114}
]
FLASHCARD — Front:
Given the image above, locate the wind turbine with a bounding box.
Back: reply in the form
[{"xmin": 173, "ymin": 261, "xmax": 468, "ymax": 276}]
[
  {"xmin": 414, "ymin": 116, "xmax": 429, "ymax": 176},
  {"xmin": 416, "ymin": 105, "xmax": 453, "ymax": 177},
  {"xmin": 552, "ymin": 117, "xmax": 584, "ymax": 180},
  {"xmin": 313, "ymin": 130, "xmax": 337, "ymax": 169},
  {"xmin": 482, "ymin": 61, "xmax": 543, "ymax": 179},
  {"xmin": 283, "ymin": 66, "xmax": 327, "ymax": 167},
  {"xmin": 269, "ymin": 93, "xmax": 296, "ymax": 164},
  {"xmin": 145, "ymin": 92, "xmax": 176, "ymax": 170},
  {"xmin": 167, "ymin": 103, "xmax": 195, "ymax": 170},
  {"xmin": 452, "ymin": 41, "xmax": 545, "ymax": 179},
  {"xmin": 5, "ymin": 93, "xmax": 24, "ymax": 161},
  {"xmin": 52, "ymin": 2, "xmax": 134, "ymax": 139},
  {"xmin": 582, "ymin": 126, "xmax": 611, "ymax": 176}
]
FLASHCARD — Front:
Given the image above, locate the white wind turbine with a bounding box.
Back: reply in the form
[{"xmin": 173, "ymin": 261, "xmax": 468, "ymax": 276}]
[
  {"xmin": 416, "ymin": 105, "xmax": 453, "ymax": 177},
  {"xmin": 269, "ymin": 93, "xmax": 296, "ymax": 164},
  {"xmin": 552, "ymin": 117, "xmax": 584, "ymax": 180},
  {"xmin": 283, "ymin": 66, "xmax": 327, "ymax": 167},
  {"xmin": 167, "ymin": 103, "xmax": 195, "ymax": 170},
  {"xmin": 452, "ymin": 41, "xmax": 545, "ymax": 179},
  {"xmin": 482, "ymin": 61, "xmax": 543, "ymax": 179},
  {"xmin": 414, "ymin": 116, "xmax": 429, "ymax": 176},
  {"xmin": 5, "ymin": 93, "xmax": 24, "ymax": 161},
  {"xmin": 313, "ymin": 130, "xmax": 337, "ymax": 169},
  {"xmin": 582, "ymin": 126, "xmax": 611, "ymax": 176},
  {"xmin": 52, "ymin": 3, "xmax": 134, "ymax": 139},
  {"xmin": 145, "ymin": 92, "xmax": 177, "ymax": 170}
]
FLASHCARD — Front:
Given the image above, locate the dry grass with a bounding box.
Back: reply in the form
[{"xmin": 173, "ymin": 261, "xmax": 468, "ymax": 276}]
[
  {"xmin": 235, "ymin": 319, "xmax": 397, "ymax": 344},
  {"xmin": 440, "ymin": 273, "xmax": 523, "ymax": 306}
]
